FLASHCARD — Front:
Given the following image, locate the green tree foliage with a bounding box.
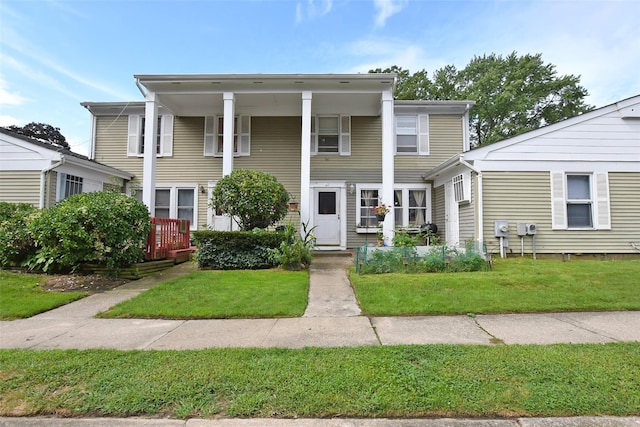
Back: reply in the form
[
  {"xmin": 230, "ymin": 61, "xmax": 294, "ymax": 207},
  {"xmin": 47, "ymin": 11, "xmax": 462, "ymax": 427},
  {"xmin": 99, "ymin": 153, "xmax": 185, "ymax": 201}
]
[
  {"xmin": 371, "ymin": 52, "xmax": 593, "ymax": 146},
  {"xmin": 3, "ymin": 122, "xmax": 69, "ymax": 149},
  {"xmin": 0, "ymin": 202, "xmax": 39, "ymax": 267},
  {"xmin": 210, "ymin": 169, "xmax": 289, "ymax": 230},
  {"xmin": 27, "ymin": 191, "xmax": 151, "ymax": 272}
]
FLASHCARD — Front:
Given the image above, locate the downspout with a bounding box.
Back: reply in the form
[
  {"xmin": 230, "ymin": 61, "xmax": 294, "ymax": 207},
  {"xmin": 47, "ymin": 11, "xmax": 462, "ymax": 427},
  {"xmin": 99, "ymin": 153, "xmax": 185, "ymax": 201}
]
[
  {"xmin": 135, "ymin": 78, "xmax": 147, "ymax": 97},
  {"xmin": 40, "ymin": 157, "xmax": 64, "ymax": 208},
  {"xmin": 459, "ymin": 156, "xmax": 484, "ymax": 250}
]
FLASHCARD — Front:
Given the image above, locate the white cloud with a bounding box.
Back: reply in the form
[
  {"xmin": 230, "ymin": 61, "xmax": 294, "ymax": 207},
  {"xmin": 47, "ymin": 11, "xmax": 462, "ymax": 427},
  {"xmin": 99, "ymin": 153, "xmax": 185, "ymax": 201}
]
[
  {"xmin": 340, "ymin": 37, "xmax": 445, "ymax": 74},
  {"xmin": 373, "ymin": 0, "xmax": 407, "ymax": 28},
  {"xmin": 295, "ymin": 0, "xmax": 333, "ymax": 23},
  {"xmin": 0, "ymin": 77, "xmax": 29, "ymax": 106},
  {"xmin": 0, "ymin": 115, "xmax": 21, "ymax": 127},
  {"xmin": 2, "ymin": 27, "xmax": 132, "ymax": 101}
]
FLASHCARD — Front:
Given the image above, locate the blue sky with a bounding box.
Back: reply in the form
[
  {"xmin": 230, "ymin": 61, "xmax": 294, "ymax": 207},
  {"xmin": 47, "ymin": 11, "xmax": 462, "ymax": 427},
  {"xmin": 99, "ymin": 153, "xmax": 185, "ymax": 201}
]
[{"xmin": 1, "ymin": 0, "xmax": 639, "ymax": 157}]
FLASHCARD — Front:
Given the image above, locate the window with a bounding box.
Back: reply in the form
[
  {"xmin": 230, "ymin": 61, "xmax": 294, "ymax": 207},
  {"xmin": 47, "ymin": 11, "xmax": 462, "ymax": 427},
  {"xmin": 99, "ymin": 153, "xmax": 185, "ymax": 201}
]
[
  {"xmin": 566, "ymin": 175, "xmax": 593, "ymax": 228},
  {"xmin": 395, "ymin": 114, "xmax": 429, "ymax": 155},
  {"xmin": 155, "ymin": 189, "xmax": 171, "ymax": 218},
  {"xmin": 127, "ymin": 114, "xmax": 173, "ymax": 157},
  {"xmin": 394, "ymin": 188, "xmax": 428, "ymax": 227},
  {"xmin": 452, "ymin": 173, "xmax": 471, "ymax": 203},
  {"xmin": 62, "ymin": 174, "xmax": 83, "ymax": 198},
  {"xmin": 359, "ymin": 188, "xmax": 380, "ymax": 227},
  {"xmin": 356, "ymin": 184, "xmax": 431, "ymax": 231},
  {"xmin": 136, "ymin": 185, "xmax": 197, "ymax": 229},
  {"xmin": 310, "ymin": 115, "xmax": 351, "ymax": 155},
  {"xmin": 204, "ymin": 115, "xmax": 250, "ymax": 157},
  {"xmin": 140, "ymin": 117, "xmax": 162, "ymax": 154},
  {"xmin": 550, "ymin": 172, "xmax": 611, "ymax": 230}
]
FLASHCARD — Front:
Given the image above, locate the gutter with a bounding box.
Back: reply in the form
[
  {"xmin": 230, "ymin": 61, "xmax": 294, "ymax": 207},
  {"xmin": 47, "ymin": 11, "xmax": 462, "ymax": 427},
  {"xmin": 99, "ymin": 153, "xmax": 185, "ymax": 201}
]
[
  {"xmin": 459, "ymin": 155, "xmax": 484, "ymax": 248},
  {"xmin": 40, "ymin": 158, "xmax": 64, "ymax": 209}
]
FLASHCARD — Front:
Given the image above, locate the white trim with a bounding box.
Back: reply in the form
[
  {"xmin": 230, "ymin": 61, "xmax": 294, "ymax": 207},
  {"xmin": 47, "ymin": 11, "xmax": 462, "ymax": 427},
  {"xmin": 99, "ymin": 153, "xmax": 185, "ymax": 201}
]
[
  {"xmin": 381, "ymin": 90, "xmax": 395, "ymax": 245},
  {"xmin": 310, "ymin": 181, "xmax": 346, "ymax": 250},
  {"xmin": 300, "ymin": 92, "xmax": 313, "ymax": 226},
  {"xmin": 152, "ymin": 183, "xmax": 199, "ymax": 231}
]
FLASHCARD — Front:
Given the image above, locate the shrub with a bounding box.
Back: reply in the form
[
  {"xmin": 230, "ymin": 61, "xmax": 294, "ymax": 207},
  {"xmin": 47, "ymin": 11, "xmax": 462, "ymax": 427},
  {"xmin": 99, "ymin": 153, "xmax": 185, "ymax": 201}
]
[
  {"xmin": 210, "ymin": 169, "xmax": 289, "ymax": 230},
  {"xmin": 0, "ymin": 202, "xmax": 39, "ymax": 267},
  {"xmin": 27, "ymin": 191, "xmax": 151, "ymax": 272},
  {"xmin": 193, "ymin": 230, "xmax": 286, "ymax": 269},
  {"xmin": 271, "ymin": 221, "xmax": 316, "ymax": 270},
  {"xmin": 358, "ymin": 245, "xmax": 488, "ymax": 274}
]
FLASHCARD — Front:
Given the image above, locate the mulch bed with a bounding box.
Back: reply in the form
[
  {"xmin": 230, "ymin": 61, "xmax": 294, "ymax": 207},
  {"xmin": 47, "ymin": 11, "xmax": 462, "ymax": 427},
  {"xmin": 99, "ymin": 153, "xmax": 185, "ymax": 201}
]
[{"xmin": 41, "ymin": 274, "xmax": 130, "ymax": 294}]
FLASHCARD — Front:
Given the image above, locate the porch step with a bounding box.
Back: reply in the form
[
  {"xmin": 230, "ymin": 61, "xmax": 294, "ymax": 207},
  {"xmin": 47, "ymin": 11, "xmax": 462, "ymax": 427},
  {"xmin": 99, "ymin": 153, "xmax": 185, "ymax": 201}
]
[{"xmin": 167, "ymin": 246, "xmax": 197, "ymax": 264}]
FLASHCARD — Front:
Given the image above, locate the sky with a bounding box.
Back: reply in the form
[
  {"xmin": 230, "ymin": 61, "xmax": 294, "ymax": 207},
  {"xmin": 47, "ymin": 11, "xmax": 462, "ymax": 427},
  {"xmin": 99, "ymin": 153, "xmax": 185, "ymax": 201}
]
[{"xmin": 1, "ymin": 0, "xmax": 639, "ymax": 157}]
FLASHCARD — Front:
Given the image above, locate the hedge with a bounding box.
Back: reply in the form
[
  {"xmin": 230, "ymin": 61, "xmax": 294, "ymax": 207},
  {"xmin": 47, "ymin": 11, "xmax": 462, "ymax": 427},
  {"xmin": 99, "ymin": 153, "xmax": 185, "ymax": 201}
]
[{"xmin": 192, "ymin": 230, "xmax": 287, "ymax": 270}]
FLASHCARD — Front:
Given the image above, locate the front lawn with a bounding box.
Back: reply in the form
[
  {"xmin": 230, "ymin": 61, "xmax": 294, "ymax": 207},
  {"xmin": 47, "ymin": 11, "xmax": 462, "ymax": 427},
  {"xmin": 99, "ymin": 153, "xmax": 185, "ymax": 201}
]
[
  {"xmin": 0, "ymin": 271, "xmax": 86, "ymax": 320},
  {"xmin": 99, "ymin": 269, "xmax": 309, "ymax": 319},
  {"xmin": 351, "ymin": 258, "xmax": 640, "ymax": 316},
  {"xmin": 1, "ymin": 343, "xmax": 638, "ymax": 418}
]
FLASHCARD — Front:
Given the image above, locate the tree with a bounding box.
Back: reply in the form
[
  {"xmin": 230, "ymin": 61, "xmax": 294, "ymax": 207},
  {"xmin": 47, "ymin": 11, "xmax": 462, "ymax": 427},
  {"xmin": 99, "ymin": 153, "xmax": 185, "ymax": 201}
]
[
  {"xmin": 210, "ymin": 169, "xmax": 290, "ymax": 230},
  {"xmin": 3, "ymin": 122, "xmax": 69, "ymax": 149},
  {"xmin": 371, "ymin": 52, "xmax": 593, "ymax": 147}
]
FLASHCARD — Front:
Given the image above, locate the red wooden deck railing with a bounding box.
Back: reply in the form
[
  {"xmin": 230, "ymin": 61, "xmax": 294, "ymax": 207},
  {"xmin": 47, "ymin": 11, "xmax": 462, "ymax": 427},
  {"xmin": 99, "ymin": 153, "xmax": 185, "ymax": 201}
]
[{"xmin": 145, "ymin": 217, "xmax": 191, "ymax": 261}]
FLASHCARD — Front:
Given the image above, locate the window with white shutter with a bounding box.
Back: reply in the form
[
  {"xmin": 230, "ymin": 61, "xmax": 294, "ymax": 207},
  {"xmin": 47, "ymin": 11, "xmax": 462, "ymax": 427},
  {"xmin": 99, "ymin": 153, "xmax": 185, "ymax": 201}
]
[
  {"xmin": 550, "ymin": 172, "xmax": 610, "ymax": 230},
  {"xmin": 203, "ymin": 115, "xmax": 251, "ymax": 157},
  {"xmin": 310, "ymin": 115, "xmax": 351, "ymax": 155},
  {"xmin": 395, "ymin": 114, "xmax": 429, "ymax": 155},
  {"xmin": 127, "ymin": 114, "xmax": 173, "ymax": 157}
]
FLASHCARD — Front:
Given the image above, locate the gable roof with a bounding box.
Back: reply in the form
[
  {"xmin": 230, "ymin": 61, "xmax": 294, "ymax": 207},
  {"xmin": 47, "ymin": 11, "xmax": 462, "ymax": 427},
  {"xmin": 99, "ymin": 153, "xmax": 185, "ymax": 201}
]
[
  {"xmin": 0, "ymin": 128, "xmax": 133, "ymax": 179},
  {"xmin": 463, "ymin": 94, "xmax": 640, "ymax": 161}
]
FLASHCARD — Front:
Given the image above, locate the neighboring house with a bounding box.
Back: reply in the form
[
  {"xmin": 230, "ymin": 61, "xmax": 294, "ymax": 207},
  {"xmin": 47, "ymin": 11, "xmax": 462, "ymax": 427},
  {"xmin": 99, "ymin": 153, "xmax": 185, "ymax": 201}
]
[
  {"xmin": 82, "ymin": 74, "xmax": 473, "ymax": 248},
  {"xmin": 0, "ymin": 128, "xmax": 133, "ymax": 208},
  {"xmin": 424, "ymin": 95, "xmax": 640, "ymax": 258}
]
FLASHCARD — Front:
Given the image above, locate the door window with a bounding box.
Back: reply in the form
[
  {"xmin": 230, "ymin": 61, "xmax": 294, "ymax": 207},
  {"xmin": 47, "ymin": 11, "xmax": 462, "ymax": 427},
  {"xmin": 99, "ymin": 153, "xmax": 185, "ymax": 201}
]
[{"xmin": 318, "ymin": 191, "xmax": 336, "ymax": 215}]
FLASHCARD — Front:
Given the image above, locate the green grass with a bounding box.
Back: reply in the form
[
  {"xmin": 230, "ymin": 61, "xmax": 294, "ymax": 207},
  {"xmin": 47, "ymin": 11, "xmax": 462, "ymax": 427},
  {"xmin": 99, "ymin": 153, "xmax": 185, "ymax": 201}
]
[
  {"xmin": 1, "ymin": 343, "xmax": 639, "ymax": 418},
  {"xmin": 99, "ymin": 269, "xmax": 309, "ymax": 319},
  {"xmin": 0, "ymin": 271, "xmax": 86, "ymax": 320},
  {"xmin": 351, "ymin": 258, "xmax": 640, "ymax": 316}
]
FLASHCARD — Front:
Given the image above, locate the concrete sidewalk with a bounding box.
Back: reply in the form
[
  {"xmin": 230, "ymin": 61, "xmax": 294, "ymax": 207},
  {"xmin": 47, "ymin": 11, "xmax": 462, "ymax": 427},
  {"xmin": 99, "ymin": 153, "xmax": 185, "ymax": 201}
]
[{"xmin": 1, "ymin": 255, "xmax": 640, "ymax": 350}]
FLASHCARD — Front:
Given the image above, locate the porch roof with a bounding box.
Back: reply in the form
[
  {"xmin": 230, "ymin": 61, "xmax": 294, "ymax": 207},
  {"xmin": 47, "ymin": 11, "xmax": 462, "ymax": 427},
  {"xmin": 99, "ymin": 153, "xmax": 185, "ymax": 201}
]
[{"xmin": 132, "ymin": 73, "xmax": 397, "ymax": 117}]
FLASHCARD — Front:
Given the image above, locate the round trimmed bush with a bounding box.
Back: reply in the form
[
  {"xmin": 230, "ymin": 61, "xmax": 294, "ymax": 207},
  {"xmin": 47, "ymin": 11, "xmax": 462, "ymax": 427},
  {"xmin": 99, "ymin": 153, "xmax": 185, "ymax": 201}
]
[
  {"xmin": 27, "ymin": 191, "xmax": 151, "ymax": 272},
  {"xmin": 210, "ymin": 169, "xmax": 289, "ymax": 230}
]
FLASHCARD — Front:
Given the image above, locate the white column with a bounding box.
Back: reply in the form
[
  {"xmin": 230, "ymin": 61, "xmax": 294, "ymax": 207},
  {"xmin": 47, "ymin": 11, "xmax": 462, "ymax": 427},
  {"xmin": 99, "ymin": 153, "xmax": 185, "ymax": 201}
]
[
  {"xmin": 381, "ymin": 90, "xmax": 395, "ymax": 245},
  {"xmin": 222, "ymin": 92, "xmax": 235, "ymax": 176},
  {"xmin": 300, "ymin": 91, "xmax": 312, "ymax": 227},
  {"xmin": 142, "ymin": 91, "xmax": 158, "ymax": 214}
]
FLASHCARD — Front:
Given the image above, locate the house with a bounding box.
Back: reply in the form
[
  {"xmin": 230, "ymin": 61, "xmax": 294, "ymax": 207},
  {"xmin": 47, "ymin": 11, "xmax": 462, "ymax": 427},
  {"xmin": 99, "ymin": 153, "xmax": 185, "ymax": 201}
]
[
  {"xmin": 82, "ymin": 74, "xmax": 473, "ymax": 249},
  {"xmin": 424, "ymin": 94, "xmax": 640, "ymax": 258},
  {"xmin": 0, "ymin": 128, "xmax": 133, "ymax": 208}
]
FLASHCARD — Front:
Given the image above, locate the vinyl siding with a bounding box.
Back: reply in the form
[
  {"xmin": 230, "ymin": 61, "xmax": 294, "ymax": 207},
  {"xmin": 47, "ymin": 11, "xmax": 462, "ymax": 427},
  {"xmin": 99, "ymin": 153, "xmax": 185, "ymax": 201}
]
[
  {"xmin": 459, "ymin": 175, "xmax": 475, "ymax": 244},
  {"xmin": 45, "ymin": 171, "xmax": 57, "ymax": 208},
  {"xmin": 395, "ymin": 115, "xmax": 464, "ymax": 170},
  {"xmin": 482, "ymin": 171, "xmax": 640, "ymax": 254},
  {"xmin": 0, "ymin": 171, "xmax": 41, "ymax": 206},
  {"xmin": 311, "ymin": 116, "xmax": 381, "ymax": 170},
  {"xmin": 433, "ymin": 184, "xmax": 445, "ymax": 242}
]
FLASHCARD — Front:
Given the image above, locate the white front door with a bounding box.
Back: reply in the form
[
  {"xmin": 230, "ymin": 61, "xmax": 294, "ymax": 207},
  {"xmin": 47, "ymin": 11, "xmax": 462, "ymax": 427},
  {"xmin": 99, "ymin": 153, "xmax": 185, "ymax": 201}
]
[
  {"xmin": 313, "ymin": 188, "xmax": 341, "ymax": 246},
  {"xmin": 445, "ymin": 181, "xmax": 459, "ymax": 247},
  {"xmin": 207, "ymin": 181, "xmax": 240, "ymax": 231}
]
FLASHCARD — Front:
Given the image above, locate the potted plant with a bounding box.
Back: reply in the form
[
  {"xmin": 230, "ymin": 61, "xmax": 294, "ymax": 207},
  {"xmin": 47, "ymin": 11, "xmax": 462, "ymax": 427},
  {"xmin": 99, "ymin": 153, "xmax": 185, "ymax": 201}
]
[
  {"xmin": 376, "ymin": 230, "xmax": 385, "ymax": 247},
  {"xmin": 372, "ymin": 204, "xmax": 390, "ymax": 221}
]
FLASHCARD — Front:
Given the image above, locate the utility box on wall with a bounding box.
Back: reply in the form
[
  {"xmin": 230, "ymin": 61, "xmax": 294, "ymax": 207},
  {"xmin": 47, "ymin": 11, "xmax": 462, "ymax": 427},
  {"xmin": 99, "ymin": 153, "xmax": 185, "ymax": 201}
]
[
  {"xmin": 526, "ymin": 223, "xmax": 537, "ymax": 235},
  {"xmin": 494, "ymin": 220, "xmax": 509, "ymax": 238}
]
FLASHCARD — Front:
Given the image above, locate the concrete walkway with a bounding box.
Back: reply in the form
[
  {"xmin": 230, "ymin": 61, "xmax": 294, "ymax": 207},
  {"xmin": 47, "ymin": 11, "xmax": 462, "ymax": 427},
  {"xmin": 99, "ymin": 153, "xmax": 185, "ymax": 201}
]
[
  {"xmin": 1, "ymin": 255, "xmax": 640, "ymax": 350},
  {"xmin": 2, "ymin": 254, "xmax": 640, "ymax": 426}
]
